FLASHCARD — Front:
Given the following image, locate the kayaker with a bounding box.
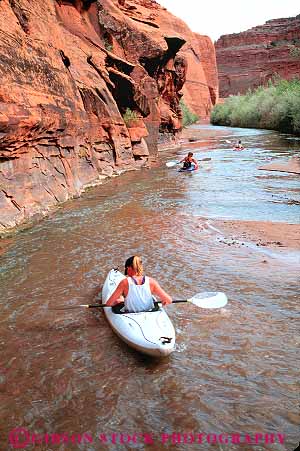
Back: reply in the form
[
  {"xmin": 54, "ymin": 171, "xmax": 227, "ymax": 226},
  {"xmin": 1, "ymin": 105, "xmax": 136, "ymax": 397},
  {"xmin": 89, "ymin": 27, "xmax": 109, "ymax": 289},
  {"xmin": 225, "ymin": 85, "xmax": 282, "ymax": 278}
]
[
  {"xmin": 105, "ymin": 256, "xmax": 173, "ymax": 313},
  {"xmin": 234, "ymin": 140, "xmax": 244, "ymax": 150},
  {"xmin": 180, "ymin": 152, "xmax": 198, "ymax": 170}
]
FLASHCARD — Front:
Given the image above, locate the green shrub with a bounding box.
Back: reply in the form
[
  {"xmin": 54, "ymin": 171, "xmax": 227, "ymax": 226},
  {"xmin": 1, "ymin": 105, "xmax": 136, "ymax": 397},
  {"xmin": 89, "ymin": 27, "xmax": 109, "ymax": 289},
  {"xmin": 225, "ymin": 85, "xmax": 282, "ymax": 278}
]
[
  {"xmin": 123, "ymin": 108, "xmax": 139, "ymax": 127},
  {"xmin": 180, "ymin": 99, "xmax": 199, "ymax": 127},
  {"xmin": 104, "ymin": 42, "xmax": 113, "ymax": 52},
  {"xmin": 289, "ymin": 46, "xmax": 300, "ymax": 58},
  {"xmin": 210, "ymin": 77, "xmax": 300, "ymax": 135},
  {"xmin": 104, "ymin": 38, "xmax": 113, "ymax": 52}
]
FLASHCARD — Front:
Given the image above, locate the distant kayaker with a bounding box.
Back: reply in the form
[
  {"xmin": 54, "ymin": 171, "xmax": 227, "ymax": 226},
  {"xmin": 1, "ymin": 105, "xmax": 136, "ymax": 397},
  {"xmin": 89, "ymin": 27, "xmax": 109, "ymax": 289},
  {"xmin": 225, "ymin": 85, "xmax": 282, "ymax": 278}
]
[
  {"xmin": 105, "ymin": 256, "xmax": 173, "ymax": 313},
  {"xmin": 180, "ymin": 152, "xmax": 199, "ymax": 170},
  {"xmin": 234, "ymin": 140, "xmax": 244, "ymax": 150}
]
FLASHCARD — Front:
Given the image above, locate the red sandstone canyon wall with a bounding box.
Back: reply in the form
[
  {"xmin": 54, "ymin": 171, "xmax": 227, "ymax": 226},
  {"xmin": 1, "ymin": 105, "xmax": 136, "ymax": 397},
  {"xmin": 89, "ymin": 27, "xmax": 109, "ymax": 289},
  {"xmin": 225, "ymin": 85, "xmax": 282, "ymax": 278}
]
[
  {"xmin": 0, "ymin": 0, "xmax": 217, "ymax": 233},
  {"xmin": 216, "ymin": 16, "xmax": 300, "ymax": 97},
  {"xmin": 148, "ymin": 7, "xmax": 219, "ymax": 120}
]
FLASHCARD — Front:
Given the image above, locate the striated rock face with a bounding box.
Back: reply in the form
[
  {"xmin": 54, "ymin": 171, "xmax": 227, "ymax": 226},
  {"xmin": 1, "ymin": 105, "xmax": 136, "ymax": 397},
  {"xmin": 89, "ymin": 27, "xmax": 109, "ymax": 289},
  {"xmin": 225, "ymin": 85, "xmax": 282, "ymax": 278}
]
[
  {"xmin": 216, "ymin": 16, "xmax": 300, "ymax": 97},
  {"xmin": 0, "ymin": 0, "xmax": 217, "ymax": 233}
]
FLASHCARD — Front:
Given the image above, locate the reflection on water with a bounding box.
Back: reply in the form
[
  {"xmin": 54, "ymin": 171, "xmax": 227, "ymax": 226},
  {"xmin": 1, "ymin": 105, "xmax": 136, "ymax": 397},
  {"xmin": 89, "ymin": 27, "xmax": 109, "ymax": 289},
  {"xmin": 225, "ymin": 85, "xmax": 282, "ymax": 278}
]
[{"xmin": 0, "ymin": 126, "xmax": 299, "ymax": 450}]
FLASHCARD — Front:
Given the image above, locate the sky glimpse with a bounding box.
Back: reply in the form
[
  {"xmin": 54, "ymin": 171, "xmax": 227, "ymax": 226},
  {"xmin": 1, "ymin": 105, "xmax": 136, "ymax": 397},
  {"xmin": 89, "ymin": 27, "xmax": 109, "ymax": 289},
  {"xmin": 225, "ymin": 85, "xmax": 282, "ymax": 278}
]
[{"xmin": 157, "ymin": 0, "xmax": 300, "ymax": 41}]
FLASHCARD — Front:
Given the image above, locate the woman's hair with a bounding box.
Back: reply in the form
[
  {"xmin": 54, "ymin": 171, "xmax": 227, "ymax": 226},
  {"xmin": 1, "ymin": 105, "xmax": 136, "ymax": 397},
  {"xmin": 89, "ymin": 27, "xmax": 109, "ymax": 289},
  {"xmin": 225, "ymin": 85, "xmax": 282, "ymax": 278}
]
[
  {"xmin": 125, "ymin": 255, "xmax": 143, "ymax": 276},
  {"xmin": 188, "ymin": 152, "xmax": 193, "ymax": 157}
]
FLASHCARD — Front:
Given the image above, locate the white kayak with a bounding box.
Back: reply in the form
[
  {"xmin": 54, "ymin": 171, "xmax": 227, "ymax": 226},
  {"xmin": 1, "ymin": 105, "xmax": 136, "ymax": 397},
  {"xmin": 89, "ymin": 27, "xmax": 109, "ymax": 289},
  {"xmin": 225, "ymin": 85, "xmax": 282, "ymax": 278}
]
[{"xmin": 101, "ymin": 269, "xmax": 176, "ymax": 357}]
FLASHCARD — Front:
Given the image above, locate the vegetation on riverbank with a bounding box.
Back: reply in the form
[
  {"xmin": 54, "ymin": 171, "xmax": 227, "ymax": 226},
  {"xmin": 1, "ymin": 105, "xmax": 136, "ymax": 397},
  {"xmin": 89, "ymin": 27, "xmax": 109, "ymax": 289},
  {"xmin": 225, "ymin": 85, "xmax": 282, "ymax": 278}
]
[
  {"xmin": 211, "ymin": 77, "xmax": 300, "ymax": 135},
  {"xmin": 180, "ymin": 99, "xmax": 199, "ymax": 127}
]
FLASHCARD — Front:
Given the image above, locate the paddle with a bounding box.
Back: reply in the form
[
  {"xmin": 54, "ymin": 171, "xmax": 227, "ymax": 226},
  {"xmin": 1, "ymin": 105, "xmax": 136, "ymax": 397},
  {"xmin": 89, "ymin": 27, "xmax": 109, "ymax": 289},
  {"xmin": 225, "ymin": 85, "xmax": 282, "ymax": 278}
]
[
  {"xmin": 50, "ymin": 303, "xmax": 108, "ymax": 310},
  {"xmin": 166, "ymin": 157, "xmax": 212, "ymax": 168},
  {"xmin": 50, "ymin": 291, "xmax": 227, "ymax": 310},
  {"xmin": 173, "ymin": 291, "xmax": 227, "ymax": 308},
  {"xmin": 166, "ymin": 161, "xmax": 180, "ymax": 168}
]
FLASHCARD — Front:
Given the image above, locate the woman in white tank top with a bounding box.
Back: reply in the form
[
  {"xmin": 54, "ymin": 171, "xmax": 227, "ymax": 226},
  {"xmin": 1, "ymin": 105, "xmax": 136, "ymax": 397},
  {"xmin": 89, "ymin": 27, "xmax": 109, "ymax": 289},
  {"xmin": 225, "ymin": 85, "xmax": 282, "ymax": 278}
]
[{"xmin": 105, "ymin": 256, "xmax": 173, "ymax": 313}]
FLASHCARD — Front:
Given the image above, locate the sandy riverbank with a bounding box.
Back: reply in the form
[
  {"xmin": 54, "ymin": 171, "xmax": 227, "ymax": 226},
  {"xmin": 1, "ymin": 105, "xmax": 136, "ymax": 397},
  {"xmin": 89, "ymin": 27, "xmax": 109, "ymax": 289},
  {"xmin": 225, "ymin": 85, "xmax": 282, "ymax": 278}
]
[
  {"xmin": 258, "ymin": 156, "xmax": 300, "ymax": 175},
  {"xmin": 199, "ymin": 218, "xmax": 300, "ymax": 252}
]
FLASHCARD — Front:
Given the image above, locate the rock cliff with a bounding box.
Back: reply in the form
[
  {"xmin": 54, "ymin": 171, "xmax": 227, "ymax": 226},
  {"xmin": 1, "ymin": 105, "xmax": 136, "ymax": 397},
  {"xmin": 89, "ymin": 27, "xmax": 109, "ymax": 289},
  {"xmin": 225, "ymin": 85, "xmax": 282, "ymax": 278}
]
[
  {"xmin": 216, "ymin": 16, "xmax": 300, "ymax": 97},
  {"xmin": 0, "ymin": 0, "xmax": 217, "ymax": 233}
]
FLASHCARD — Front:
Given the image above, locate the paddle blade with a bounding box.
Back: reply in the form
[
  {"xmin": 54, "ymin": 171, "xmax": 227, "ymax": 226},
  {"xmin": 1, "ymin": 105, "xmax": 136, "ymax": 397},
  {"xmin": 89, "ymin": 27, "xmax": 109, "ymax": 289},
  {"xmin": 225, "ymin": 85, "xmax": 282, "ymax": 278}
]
[
  {"xmin": 166, "ymin": 161, "xmax": 178, "ymax": 168},
  {"xmin": 187, "ymin": 291, "xmax": 228, "ymax": 309}
]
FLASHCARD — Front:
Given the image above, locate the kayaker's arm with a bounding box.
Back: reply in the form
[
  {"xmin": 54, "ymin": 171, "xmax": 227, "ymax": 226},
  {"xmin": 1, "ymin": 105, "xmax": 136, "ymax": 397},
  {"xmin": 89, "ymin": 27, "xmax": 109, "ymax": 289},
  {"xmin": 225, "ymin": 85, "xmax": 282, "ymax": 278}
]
[
  {"xmin": 106, "ymin": 279, "xmax": 127, "ymax": 306},
  {"xmin": 150, "ymin": 279, "xmax": 172, "ymax": 306}
]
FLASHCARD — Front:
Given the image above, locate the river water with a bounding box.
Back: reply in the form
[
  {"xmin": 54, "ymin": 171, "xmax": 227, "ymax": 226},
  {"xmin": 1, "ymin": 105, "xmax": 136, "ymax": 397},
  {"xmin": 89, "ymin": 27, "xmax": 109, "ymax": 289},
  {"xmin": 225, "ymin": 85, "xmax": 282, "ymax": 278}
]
[{"xmin": 0, "ymin": 125, "xmax": 299, "ymax": 451}]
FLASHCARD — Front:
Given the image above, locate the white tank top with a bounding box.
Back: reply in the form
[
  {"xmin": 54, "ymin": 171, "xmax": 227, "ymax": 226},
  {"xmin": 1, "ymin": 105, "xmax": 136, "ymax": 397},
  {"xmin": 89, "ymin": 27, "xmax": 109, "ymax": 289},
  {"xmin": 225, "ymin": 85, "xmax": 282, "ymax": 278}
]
[{"xmin": 125, "ymin": 276, "xmax": 154, "ymax": 313}]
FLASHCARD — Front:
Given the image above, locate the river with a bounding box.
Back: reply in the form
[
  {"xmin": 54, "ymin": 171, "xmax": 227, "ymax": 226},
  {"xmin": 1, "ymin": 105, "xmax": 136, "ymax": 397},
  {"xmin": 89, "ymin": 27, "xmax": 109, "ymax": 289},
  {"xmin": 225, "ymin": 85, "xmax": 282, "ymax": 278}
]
[{"xmin": 0, "ymin": 125, "xmax": 299, "ymax": 451}]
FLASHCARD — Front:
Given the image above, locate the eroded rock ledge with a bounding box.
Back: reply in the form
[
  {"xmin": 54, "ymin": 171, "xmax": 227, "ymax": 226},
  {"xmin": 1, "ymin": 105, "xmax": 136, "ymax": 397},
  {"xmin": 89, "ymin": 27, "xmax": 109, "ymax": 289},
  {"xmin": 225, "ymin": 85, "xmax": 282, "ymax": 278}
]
[{"xmin": 0, "ymin": 0, "xmax": 218, "ymax": 233}]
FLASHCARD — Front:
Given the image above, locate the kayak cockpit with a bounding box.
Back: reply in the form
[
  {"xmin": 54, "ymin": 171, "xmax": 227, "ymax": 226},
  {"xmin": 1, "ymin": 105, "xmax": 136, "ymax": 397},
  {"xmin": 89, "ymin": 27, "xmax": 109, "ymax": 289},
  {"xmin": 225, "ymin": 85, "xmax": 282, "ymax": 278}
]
[{"xmin": 111, "ymin": 301, "xmax": 160, "ymax": 314}]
